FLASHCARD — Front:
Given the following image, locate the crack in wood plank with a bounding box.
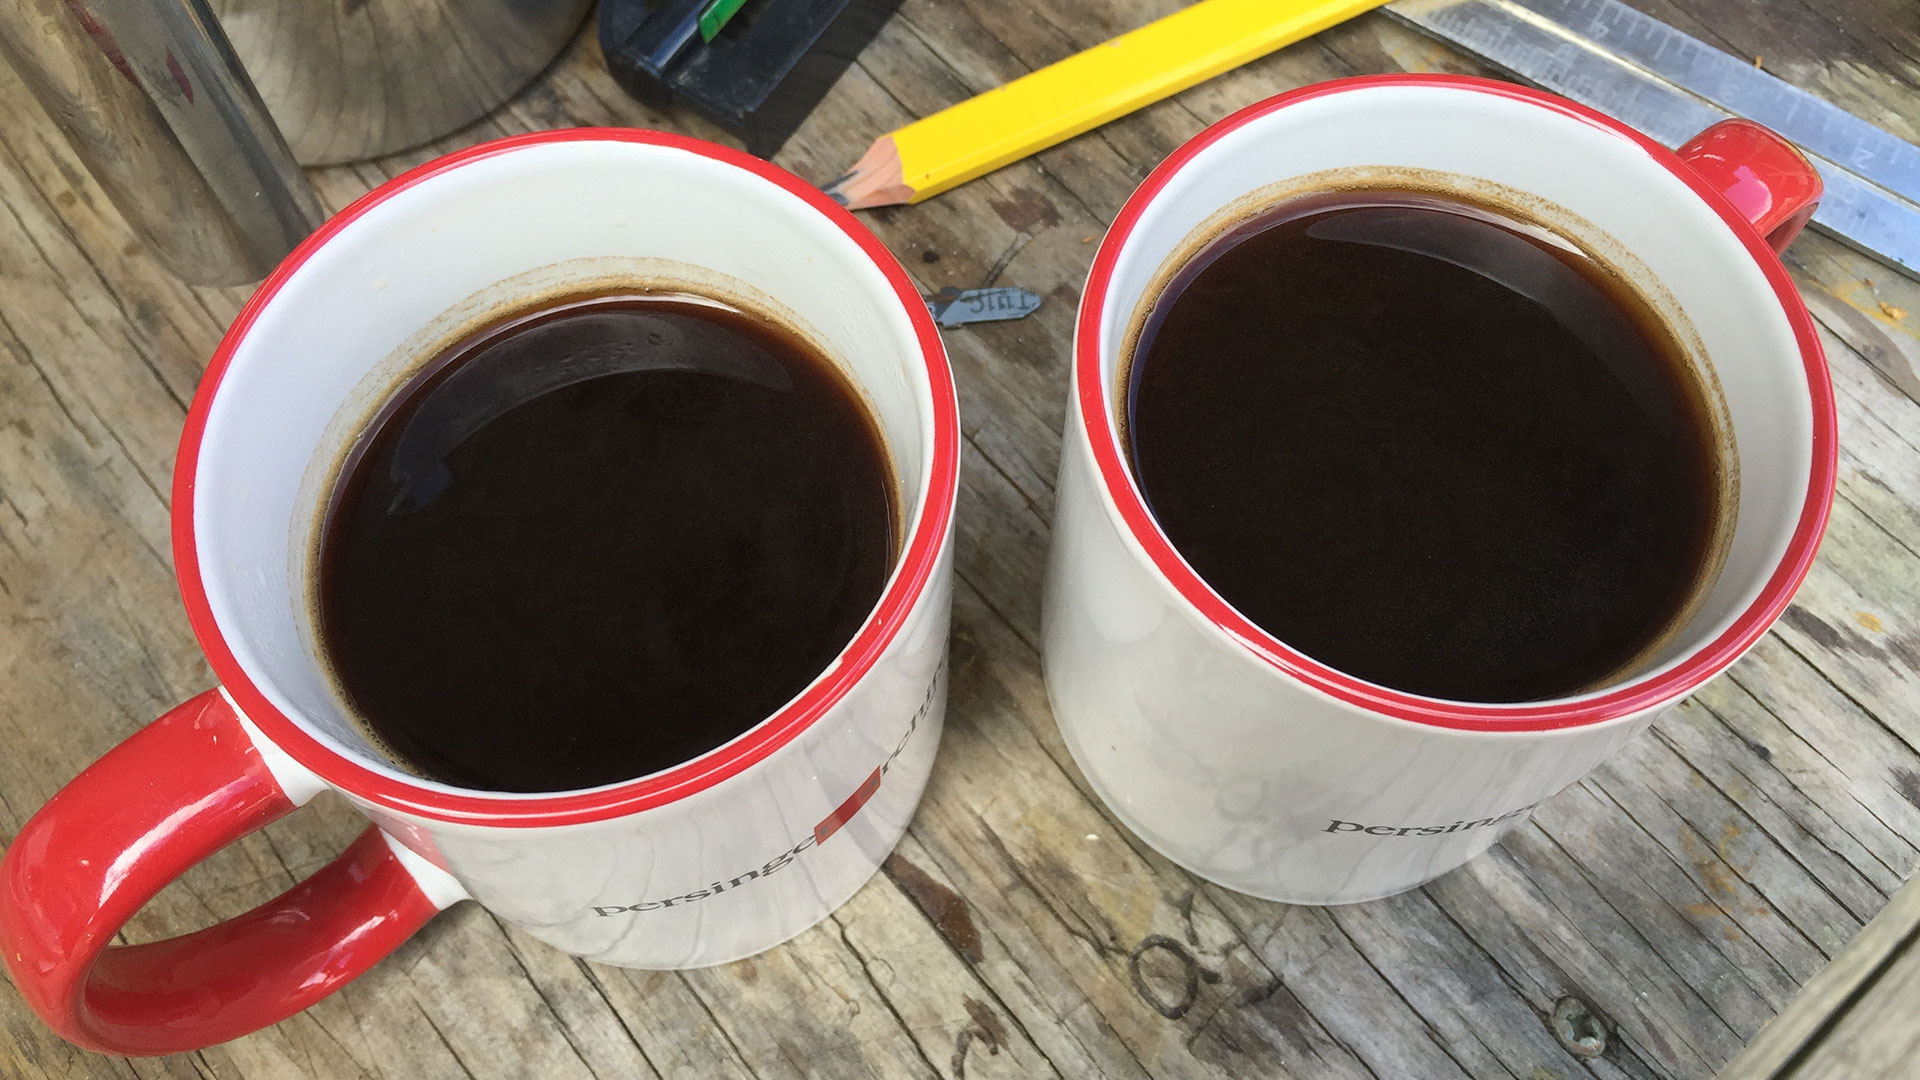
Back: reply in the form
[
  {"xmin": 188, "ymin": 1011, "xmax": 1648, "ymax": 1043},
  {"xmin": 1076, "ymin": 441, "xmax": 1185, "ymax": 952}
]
[{"xmin": 412, "ymin": 1002, "xmax": 481, "ymax": 1080}]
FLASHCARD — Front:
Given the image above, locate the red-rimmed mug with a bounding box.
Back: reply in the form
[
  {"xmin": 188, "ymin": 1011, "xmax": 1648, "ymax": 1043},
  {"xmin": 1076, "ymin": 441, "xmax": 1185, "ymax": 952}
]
[
  {"xmin": 1043, "ymin": 75, "xmax": 1834, "ymax": 904},
  {"xmin": 0, "ymin": 130, "xmax": 959, "ymax": 1055}
]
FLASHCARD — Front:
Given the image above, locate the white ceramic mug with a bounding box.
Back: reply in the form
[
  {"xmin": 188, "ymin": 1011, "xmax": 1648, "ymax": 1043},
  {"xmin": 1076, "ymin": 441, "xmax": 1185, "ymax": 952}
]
[
  {"xmin": 0, "ymin": 130, "xmax": 959, "ymax": 1055},
  {"xmin": 1043, "ymin": 75, "xmax": 1835, "ymax": 905}
]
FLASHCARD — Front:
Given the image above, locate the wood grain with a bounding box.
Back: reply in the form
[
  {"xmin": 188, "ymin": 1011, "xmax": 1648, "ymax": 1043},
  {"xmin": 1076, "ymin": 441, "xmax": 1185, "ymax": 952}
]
[
  {"xmin": 2, "ymin": 3, "xmax": 1919, "ymax": 1079},
  {"xmin": 1719, "ymin": 878, "xmax": 1920, "ymax": 1077}
]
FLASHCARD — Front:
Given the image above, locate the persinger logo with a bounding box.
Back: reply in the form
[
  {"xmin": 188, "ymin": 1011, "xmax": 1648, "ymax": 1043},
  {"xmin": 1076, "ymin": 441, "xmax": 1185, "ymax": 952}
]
[
  {"xmin": 1324, "ymin": 800, "xmax": 1539, "ymax": 837},
  {"xmin": 592, "ymin": 658, "xmax": 943, "ymax": 916}
]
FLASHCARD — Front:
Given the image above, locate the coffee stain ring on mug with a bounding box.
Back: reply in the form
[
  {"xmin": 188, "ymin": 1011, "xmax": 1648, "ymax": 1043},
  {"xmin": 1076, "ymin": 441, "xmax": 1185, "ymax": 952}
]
[
  {"xmin": 292, "ymin": 257, "xmax": 904, "ymax": 776},
  {"xmin": 1111, "ymin": 164, "xmax": 1738, "ymax": 699}
]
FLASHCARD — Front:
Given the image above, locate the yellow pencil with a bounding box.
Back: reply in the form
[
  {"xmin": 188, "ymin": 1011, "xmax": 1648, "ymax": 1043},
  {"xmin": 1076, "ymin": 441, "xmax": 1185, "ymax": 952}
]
[{"xmin": 823, "ymin": 0, "xmax": 1387, "ymax": 210}]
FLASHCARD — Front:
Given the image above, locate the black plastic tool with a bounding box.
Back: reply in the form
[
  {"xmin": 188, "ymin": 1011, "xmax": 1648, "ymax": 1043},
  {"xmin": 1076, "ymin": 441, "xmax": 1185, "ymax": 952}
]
[{"xmin": 600, "ymin": 0, "xmax": 902, "ymax": 158}]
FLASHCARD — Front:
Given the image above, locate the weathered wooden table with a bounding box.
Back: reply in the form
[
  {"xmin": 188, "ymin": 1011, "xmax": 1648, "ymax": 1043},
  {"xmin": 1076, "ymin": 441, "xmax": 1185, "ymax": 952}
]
[{"xmin": 3, "ymin": 2, "xmax": 1918, "ymax": 1078}]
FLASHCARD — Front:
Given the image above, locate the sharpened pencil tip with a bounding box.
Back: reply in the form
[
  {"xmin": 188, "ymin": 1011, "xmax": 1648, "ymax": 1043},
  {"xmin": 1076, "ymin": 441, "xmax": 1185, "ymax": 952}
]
[{"xmin": 821, "ymin": 136, "xmax": 909, "ymax": 210}]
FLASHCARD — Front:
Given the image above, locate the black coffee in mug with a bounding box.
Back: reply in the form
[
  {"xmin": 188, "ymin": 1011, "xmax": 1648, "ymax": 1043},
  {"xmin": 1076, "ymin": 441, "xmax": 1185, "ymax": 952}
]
[
  {"xmin": 318, "ymin": 292, "xmax": 896, "ymax": 792},
  {"xmin": 1123, "ymin": 190, "xmax": 1726, "ymax": 703}
]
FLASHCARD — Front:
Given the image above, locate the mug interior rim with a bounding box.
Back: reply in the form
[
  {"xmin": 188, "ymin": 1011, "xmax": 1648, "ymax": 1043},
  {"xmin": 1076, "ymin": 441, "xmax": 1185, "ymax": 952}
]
[
  {"xmin": 172, "ymin": 129, "xmax": 960, "ymax": 827},
  {"xmin": 1074, "ymin": 73, "xmax": 1836, "ymax": 733}
]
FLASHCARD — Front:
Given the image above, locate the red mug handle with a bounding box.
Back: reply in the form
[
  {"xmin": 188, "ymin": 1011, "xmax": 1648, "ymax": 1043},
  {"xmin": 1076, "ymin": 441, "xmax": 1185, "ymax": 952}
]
[
  {"xmin": 1677, "ymin": 118, "xmax": 1822, "ymax": 253},
  {"xmin": 0, "ymin": 689, "xmax": 462, "ymax": 1055}
]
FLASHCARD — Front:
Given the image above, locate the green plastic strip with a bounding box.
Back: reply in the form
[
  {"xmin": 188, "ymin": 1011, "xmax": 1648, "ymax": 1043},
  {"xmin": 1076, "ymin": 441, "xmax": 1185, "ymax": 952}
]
[{"xmin": 697, "ymin": 0, "xmax": 748, "ymax": 42}]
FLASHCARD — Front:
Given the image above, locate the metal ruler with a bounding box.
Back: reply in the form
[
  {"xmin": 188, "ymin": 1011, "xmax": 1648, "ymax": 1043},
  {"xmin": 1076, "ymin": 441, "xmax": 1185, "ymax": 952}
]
[{"xmin": 1387, "ymin": 0, "xmax": 1920, "ymax": 280}]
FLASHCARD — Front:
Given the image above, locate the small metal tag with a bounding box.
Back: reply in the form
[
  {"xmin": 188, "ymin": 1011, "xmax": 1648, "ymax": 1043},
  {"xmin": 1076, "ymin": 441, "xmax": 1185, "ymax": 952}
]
[{"xmin": 924, "ymin": 286, "xmax": 1043, "ymax": 327}]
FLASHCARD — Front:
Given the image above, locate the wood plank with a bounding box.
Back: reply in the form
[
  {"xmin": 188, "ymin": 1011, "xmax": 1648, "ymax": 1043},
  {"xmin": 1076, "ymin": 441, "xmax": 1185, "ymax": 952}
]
[
  {"xmin": 1768, "ymin": 911, "xmax": 1920, "ymax": 1080},
  {"xmin": 1783, "ymin": 933, "xmax": 1920, "ymax": 1079},
  {"xmin": 1718, "ymin": 874, "xmax": 1920, "ymax": 1078}
]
